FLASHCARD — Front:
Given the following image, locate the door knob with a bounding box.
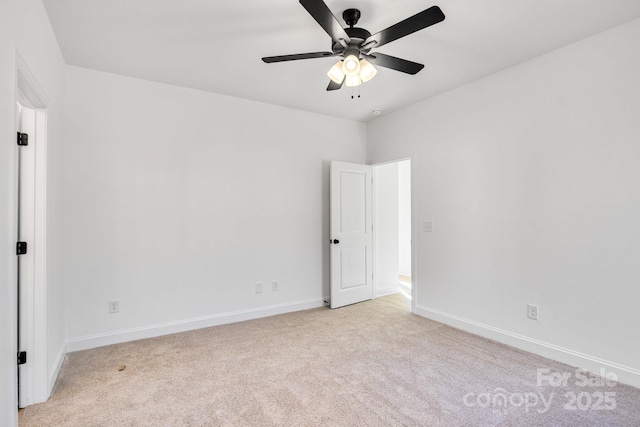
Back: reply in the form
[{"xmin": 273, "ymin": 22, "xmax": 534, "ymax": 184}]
[{"xmin": 332, "ymin": 239, "xmax": 340, "ymax": 244}]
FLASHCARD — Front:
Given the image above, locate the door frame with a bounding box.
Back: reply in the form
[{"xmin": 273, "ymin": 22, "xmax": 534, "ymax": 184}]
[
  {"xmin": 371, "ymin": 157, "xmax": 416, "ymax": 314},
  {"xmin": 15, "ymin": 50, "xmax": 50, "ymax": 407}
]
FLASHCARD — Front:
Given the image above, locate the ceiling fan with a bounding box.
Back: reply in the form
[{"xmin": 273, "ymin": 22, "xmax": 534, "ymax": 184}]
[{"xmin": 262, "ymin": 0, "xmax": 445, "ymax": 91}]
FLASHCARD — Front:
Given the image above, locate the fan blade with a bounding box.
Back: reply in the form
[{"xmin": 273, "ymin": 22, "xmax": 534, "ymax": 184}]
[
  {"xmin": 364, "ymin": 6, "xmax": 445, "ymax": 49},
  {"xmin": 299, "ymin": 0, "xmax": 351, "ymax": 45},
  {"xmin": 262, "ymin": 51, "xmax": 337, "ymax": 63},
  {"xmin": 363, "ymin": 53, "xmax": 424, "ymax": 75},
  {"xmin": 327, "ymin": 77, "xmax": 345, "ymax": 91}
]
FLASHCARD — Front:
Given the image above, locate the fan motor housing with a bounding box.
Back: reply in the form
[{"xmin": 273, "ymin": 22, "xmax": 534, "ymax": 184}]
[
  {"xmin": 331, "ymin": 27, "xmax": 372, "ymax": 55},
  {"xmin": 330, "ymin": 8, "xmax": 373, "ymax": 55}
]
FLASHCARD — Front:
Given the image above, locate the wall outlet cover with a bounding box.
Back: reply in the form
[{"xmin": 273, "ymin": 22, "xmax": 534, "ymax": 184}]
[{"xmin": 109, "ymin": 300, "xmax": 120, "ymax": 314}]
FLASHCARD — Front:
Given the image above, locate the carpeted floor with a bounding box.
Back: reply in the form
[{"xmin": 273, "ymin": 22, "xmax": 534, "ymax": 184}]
[{"xmin": 21, "ymin": 295, "xmax": 640, "ymax": 426}]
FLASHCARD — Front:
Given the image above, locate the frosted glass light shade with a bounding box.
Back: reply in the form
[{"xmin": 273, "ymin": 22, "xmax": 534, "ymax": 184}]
[
  {"xmin": 342, "ymin": 54, "xmax": 361, "ymax": 76},
  {"xmin": 359, "ymin": 59, "xmax": 377, "ymax": 83},
  {"xmin": 345, "ymin": 74, "xmax": 362, "ymax": 87},
  {"xmin": 327, "ymin": 61, "xmax": 345, "ymax": 84}
]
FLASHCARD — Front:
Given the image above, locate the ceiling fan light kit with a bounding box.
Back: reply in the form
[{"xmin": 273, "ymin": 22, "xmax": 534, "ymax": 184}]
[
  {"xmin": 345, "ymin": 75, "xmax": 362, "ymax": 88},
  {"xmin": 342, "ymin": 53, "xmax": 361, "ymax": 76},
  {"xmin": 327, "ymin": 55, "xmax": 376, "ymax": 87},
  {"xmin": 262, "ymin": 0, "xmax": 445, "ymax": 93},
  {"xmin": 327, "ymin": 61, "xmax": 346, "ymax": 84},
  {"xmin": 359, "ymin": 59, "xmax": 377, "ymax": 83}
]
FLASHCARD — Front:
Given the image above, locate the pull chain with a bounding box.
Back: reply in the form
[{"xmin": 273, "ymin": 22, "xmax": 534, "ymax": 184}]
[{"xmin": 350, "ymin": 85, "xmax": 361, "ymax": 99}]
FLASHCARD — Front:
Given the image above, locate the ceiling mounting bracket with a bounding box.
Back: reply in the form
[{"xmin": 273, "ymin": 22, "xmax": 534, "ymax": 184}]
[{"xmin": 343, "ymin": 9, "xmax": 361, "ymax": 28}]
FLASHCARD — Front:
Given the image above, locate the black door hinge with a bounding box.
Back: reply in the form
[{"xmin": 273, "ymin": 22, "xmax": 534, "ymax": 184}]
[
  {"xmin": 17, "ymin": 351, "xmax": 27, "ymax": 366},
  {"xmin": 16, "ymin": 241, "xmax": 27, "ymax": 255},
  {"xmin": 17, "ymin": 132, "xmax": 28, "ymax": 146}
]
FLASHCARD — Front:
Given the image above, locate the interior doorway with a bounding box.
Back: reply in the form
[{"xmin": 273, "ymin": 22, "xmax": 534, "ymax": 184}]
[{"xmin": 373, "ymin": 159, "xmax": 412, "ymax": 310}]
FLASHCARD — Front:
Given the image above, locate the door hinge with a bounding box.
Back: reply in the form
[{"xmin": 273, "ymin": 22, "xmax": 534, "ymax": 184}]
[
  {"xmin": 17, "ymin": 351, "xmax": 27, "ymax": 366},
  {"xmin": 17, "ymin": 132, "xmax": 28, "ymax": 146},
  {"xmin": 16, "ymin": 241, "xmax": 28, "ymax": 255}
]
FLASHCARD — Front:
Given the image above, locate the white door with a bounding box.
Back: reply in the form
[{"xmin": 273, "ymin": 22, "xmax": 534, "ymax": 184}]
[{"xmin": 330, "ymin": 161, "xmax": 373, "ymax": 308}]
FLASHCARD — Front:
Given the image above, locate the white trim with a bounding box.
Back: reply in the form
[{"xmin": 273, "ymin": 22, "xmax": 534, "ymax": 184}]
[
  {"xmin": 16, "ymin": 53, "xmax": 49, "ymax": 107},
  {"xmin": 371, "ymin": 167, "xmax": 378, "ymax": 299},
  {"xmin": 48, "ymin": 344, "xmax": 66, "ymax": 395},
  {"xmin": 376, "ymin": 286, "xmax": 400, "ymax": 298},
  {"xmin": 15, "ymin": 50, "xmax": 51, "ymax": 406},
  {"xmin": 67, "ymin": 298, "xmax": 326, "ymax": 352},
  {"xmin": 415, "ymin": 304, "xmax": 640, "ymax": 389},
  {"xmin": 7, "ymin": 48, "xmax": 19, "ymax": 427},
  {"xmin": 407, "ymin": 154, "xmax": 417, "ymax": 315},
  {"xmin": 398, "ymin": 268, "xmax": 411, "ymax": 277},
  {"xmin": 32, "ymin": 109, "xmax": 48, "ymax": 403}
]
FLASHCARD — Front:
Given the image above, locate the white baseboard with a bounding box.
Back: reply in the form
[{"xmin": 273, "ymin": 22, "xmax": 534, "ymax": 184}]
[
  {"xmin": 48, "ymin": 343, "xmax": 67, "ymax": 395},
  {"xmin": 416, "ymin": 304, "xmax": 640, "ymax": 390},
  {"xmin": 376, "ymin": 286, "xmax": 400, "ymax": 298},
  {"xmin": 66, "ymin": 298, "xmax": 325, "ymax": 353}
]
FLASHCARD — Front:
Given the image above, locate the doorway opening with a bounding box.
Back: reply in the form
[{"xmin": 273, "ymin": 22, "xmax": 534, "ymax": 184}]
[{"xmin": 373, "ymin": 159, "xmax": 412, "ymax": 311}]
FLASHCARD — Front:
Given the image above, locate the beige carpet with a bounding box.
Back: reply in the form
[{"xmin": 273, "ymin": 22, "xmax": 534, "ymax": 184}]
[{"xmin": 21, "ymin": 295, "xmax": 640, "ymax": 426}]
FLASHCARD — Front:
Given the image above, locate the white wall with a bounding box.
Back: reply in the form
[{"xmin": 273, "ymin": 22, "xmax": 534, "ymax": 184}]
[
  {"xmin": 367, "ymin": 18, "xmax": 640, "ymax": 387},
  {"xmin": 64, "ymin": 66, "xmax": 366, "ymax": 348},
  {"xmin": 0, "ymin": 0, "xmax": 66, "ymax": 424},
  {"xmin": 373, "ymin": 162, "xmax": 399, "ymax": 296}
]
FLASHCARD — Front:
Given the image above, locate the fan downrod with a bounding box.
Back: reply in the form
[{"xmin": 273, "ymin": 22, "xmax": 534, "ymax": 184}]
[{"xmin": 342, "ymin": 8, "xmax": 361, "ymax": 27}]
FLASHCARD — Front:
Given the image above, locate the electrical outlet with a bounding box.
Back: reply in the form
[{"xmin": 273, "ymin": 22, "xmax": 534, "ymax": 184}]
[
  {"xmin": 527, "ymin": 304, "xmax": 539, "ymax": 320},
  {"xmin": 272, "ymin": 280, "xmax": 279, "ymax": 291},
  {"xmin": 255, "ymin": 282, "xmax": 263, "ymax": 294},
  {"xmin": 109, "ymin": 300, "xmax": 120, "ymax": 314}
]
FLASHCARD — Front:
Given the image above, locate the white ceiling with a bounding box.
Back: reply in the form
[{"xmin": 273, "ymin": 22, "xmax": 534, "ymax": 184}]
[{"xmin": 43, "ymin": 0, "xmax": 640, "ymax": 122}]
